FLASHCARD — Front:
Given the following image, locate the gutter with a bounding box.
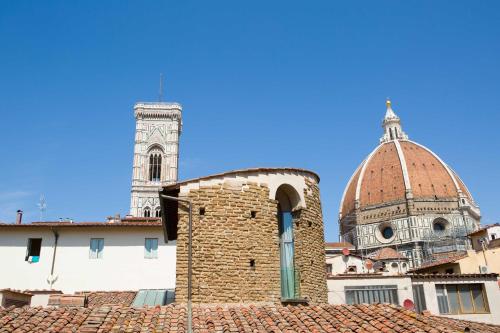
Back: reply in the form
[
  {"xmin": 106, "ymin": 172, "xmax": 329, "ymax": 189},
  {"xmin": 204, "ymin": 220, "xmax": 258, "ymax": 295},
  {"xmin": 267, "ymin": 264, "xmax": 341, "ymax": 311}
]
[{"xmin": 48, "ymin": 228, "xmax": 59, "ymax": 289}]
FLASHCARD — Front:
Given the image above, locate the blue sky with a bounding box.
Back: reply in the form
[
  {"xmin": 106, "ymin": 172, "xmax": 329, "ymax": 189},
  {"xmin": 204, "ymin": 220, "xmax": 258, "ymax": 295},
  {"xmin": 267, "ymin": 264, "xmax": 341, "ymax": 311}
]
[{"xmin": 0, "ymin": 1, "xmax": 499, "ymax": 241}]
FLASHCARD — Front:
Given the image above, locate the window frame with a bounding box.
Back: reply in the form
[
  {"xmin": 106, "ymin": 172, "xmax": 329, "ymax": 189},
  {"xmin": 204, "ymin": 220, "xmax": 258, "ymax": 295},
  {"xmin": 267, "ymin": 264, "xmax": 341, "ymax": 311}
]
[
  {"xmin": 436, "ymin": 284, "xmax": 490, "ymax": 315},
  {"xmin": 89, "ymin": 238, "xmax": 104, "ymax": 259},
  {"xmin": 345, "ymin": 285, "xmax": 399, "ymax": 305},
  {"xmin": 25, "ymin": 238, "xmax": 42, "ymax": 262},
  {"xmin": 148, "ymin": 150, "xmax": 163, "ymax": 182},
  {"xmin": 144, "ymin": 238, "xmax": 159, "ymax": 259}
]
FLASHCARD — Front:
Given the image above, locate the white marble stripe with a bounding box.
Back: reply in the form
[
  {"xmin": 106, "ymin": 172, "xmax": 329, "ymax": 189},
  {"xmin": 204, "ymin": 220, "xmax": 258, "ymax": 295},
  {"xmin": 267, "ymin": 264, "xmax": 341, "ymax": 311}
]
[{"xmin": 394, "ymin": 139, "xmax": 412, "ymax": 194}]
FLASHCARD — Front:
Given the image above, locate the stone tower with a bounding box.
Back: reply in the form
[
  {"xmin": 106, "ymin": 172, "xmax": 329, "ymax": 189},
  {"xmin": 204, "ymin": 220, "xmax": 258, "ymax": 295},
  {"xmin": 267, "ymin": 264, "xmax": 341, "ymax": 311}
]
[{"xmin": 130, "ymin": 102, "xmax": 182, "ymax": 217}]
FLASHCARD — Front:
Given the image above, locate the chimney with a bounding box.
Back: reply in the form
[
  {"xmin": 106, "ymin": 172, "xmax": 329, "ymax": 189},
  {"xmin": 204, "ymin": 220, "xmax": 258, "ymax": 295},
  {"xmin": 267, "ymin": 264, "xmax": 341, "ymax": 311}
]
[{"xmin": 16, "ymin": 210, "xmax": 23, "ymax": 224}]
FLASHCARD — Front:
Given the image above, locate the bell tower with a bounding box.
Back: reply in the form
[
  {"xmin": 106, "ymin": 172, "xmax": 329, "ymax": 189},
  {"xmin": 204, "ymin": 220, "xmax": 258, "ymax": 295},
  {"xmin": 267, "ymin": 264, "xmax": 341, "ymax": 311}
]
[{"xmin": 130, "ymin": 102, "xmax": 182, "ymax": 217}]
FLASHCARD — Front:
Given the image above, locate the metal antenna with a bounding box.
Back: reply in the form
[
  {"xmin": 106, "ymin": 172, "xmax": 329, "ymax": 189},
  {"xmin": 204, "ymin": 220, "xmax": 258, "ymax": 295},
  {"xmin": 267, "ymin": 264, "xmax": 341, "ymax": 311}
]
[
  {"xmin": 159, "ymin": 73, "xmax": 164, "ymax": 102},
  {"xmin": 37, "ymin": 195, "xmax": 47, "ymax": 221}
]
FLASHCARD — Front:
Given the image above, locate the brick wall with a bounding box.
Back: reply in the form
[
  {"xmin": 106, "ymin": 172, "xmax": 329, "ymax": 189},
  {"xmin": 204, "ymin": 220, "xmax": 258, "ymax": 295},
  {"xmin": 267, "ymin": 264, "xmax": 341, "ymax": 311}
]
[{"xmin": 174, "ymin": 179, "xmax": 327, "ymax": 304}]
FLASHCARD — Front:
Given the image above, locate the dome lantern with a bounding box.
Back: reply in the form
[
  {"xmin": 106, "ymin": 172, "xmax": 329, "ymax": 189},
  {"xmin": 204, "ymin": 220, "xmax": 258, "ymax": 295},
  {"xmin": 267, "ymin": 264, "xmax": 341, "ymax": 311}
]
[{"xmin": 380, "ymin": 99, "xmax": 408, "ymax": 143}]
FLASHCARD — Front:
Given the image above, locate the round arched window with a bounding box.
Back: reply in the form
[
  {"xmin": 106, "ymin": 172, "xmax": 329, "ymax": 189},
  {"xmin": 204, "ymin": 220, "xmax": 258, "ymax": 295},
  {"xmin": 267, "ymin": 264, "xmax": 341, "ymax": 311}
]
[
  {"xmin": 382, "ymin": 226, "xmax": 394, "ymax": 239},
  {"xmin": 391, "ymin": 262, "xmax": 398, "ymax": 268}
]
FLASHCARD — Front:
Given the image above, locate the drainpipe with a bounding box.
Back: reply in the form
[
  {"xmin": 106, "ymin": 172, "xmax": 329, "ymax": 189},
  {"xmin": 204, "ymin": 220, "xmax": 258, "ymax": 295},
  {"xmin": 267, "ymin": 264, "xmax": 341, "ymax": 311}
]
[
  {"xmin": 48, "ymin": 228, "xmax": 59, "ymax": 289},
  {"xmin": 160, "ymin": 194, "xmax": 193, "ymax": 333}
]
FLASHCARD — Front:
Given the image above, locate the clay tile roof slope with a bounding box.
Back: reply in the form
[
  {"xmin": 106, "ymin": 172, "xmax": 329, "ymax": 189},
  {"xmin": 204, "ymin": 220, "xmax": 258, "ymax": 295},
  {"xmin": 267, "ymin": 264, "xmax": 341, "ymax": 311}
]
[
  {"xmin": 0, "ymin": 303, "xmax": 499, "ymax": 332},
  {"xmin": 0, "ymin": 221, "xmax": 162, "ymax": 228},
  {"xmin": 369, "ymin": 247, "xmax": 407, "ymax": 260},
  {"xmin": 81, "ymin": 291, "xmax": 137, "ymax": 307},
  {"xmin": 410, "ymin": 252, "xmax": 469, "ymax": 272}
]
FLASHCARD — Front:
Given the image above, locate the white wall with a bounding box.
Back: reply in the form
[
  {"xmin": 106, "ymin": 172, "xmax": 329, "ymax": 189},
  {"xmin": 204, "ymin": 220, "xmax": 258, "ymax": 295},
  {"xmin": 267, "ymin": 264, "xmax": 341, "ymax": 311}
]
[
  {"xmin": 326, "ymin": 255, "xmax": 368, "ymax": 275},
  {"xmin": 327, "ymin": 276, "xmax": 413, "ymax": 306},
  {"xmin": 413, "ymin": 278, "xmax": 500, "ymax": 325},
  {"xmin": 0, "ymin": 227, "xmax": 176, "ymax": 294}
]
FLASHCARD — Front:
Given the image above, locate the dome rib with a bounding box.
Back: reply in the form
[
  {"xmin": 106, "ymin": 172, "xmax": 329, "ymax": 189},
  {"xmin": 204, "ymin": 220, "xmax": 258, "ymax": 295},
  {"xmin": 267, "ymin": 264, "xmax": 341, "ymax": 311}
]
[{"xmin": 394, "ymin": 139, "xmax": 412, "ymax": 193}]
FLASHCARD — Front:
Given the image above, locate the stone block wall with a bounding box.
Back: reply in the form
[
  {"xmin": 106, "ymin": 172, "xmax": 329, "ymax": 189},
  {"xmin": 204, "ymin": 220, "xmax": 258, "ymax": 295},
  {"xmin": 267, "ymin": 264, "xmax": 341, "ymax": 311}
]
[
  {"xmin": 293, "ymin": 178, "xmax": 328, "ymax": 303},
  {"xmin": 174, "ymin": 180, "xmax": 327, "ymax": 304}
]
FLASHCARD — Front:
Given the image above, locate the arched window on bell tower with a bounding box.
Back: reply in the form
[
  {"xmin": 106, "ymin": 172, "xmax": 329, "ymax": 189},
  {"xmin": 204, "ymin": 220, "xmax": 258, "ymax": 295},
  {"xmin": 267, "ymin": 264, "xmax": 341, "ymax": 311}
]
[
  {"xmin": 144, "ymin": 207, "xmax": 151, "ymax": 217},
  {"xmin": 148, "ymin": 148, "xmax": 163, "ymax": 182}
]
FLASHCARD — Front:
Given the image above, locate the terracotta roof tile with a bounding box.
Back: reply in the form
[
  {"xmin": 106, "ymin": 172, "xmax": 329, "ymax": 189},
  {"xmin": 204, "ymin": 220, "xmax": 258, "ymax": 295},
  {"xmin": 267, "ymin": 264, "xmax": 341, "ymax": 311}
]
[
  {"xmin": 410, "ymin": 273, "xmax": 498, "ymax": 279},
  {"xmin": 368, "ymin": 247, "xmax": 407, "ymax": 260},
  {"xmin": 410, "ymin": 253, "xmax": 469, "ymax": 272},
  {"xmin": 0, "ymin": 303, "xmax": 498, "ymax": 332},
  {"xmin": 81, "ymin": 291, "xmax": 137, "ymax": 307},
  {"xmin": 0, "ymin": 221, "xmax": 162, "ymax": 228}
]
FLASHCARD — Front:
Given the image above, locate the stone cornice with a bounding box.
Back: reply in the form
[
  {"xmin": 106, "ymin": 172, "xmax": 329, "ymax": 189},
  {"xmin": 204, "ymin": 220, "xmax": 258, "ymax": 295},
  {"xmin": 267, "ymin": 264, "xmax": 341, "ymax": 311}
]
[{"xmin": 134, "ymin": 102, "xmax": 182, "ymax": 120}]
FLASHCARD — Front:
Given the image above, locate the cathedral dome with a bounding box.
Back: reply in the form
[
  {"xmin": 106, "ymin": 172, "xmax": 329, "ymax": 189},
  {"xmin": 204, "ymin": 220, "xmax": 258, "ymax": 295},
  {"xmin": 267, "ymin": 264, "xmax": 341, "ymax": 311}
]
[{"xmin": 339, "ymin": 100, "xmax": 479, "ymax": 221}]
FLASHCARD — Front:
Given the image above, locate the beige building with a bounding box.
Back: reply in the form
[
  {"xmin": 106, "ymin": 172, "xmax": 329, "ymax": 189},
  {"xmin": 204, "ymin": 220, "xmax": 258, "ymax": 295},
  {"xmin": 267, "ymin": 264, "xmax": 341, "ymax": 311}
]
[
  {"xmin": 412, "ymin": 248, "xmax": 500, "ymax": 275},
  {"xmin": 159, "ymin": 167, "xmax": 328, "ymax": 304},
  {"xmin": 411, "ymin": 273, "xmax": 500, "ymax": 325},
  {"xmin": 339, "ymin": 100, "xmax": 481, "ymax": 267}
]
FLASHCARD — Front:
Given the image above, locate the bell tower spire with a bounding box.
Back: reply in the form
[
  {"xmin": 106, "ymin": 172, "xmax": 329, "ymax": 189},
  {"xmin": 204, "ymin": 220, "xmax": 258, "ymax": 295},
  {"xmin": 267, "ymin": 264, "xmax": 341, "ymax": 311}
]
[{"xmin": 380, "ymin": 99, "xmax": 408, "ymax": 143}]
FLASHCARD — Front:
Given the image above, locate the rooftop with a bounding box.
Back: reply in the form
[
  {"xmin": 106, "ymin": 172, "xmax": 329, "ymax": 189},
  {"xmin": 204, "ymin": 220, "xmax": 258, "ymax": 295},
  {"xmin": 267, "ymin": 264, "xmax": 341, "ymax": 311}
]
[
  {"xmin": 1, "ymin": 303, "xmax": 498, "ymax": 332},
  {"xmin": 163, "ymin": 167, "xmax": 320, "ymax": 189},
  {"xmin": 325, "ymin": 241, "xmax": 355, "ymax": 249},
  {"xmin": 368, "ymin": 247, "xmax": 407, "ymax": 260},
  {"xmin": 468, "ymin": 223, "xmax": 500, "ymax": 236},
  {"xmin": 410, "ymin": 273, "xmax": 499, "ymax": 279},
  {"xmin": 0, "ymin": 220, "xmax": 162, "ymax": 228},
  {"xmin": 410, "ymin": 253, "xmax": 469, "ymax": 272}
]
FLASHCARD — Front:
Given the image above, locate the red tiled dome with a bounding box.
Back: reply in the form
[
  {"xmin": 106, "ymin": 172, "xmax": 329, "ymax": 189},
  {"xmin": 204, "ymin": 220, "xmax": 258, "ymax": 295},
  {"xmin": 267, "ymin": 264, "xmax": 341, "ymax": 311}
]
[{"xmin": 340, "ymin": 139, "xmax": 474, "ymax": 219}]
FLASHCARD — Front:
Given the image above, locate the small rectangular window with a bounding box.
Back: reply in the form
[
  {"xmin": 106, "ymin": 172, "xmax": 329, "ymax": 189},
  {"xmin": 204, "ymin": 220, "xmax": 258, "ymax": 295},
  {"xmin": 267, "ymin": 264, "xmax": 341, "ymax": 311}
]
[
  {"xmin": 89, "ymin": 238, "xmax": 104, "ymax": 259},
  {"xmin": 145, "ymin": 238, "xmax": 158, "ymax": 259},
  {"xmin": 26, "ymin": 238, "xmax": 42, "ymax": 262}
]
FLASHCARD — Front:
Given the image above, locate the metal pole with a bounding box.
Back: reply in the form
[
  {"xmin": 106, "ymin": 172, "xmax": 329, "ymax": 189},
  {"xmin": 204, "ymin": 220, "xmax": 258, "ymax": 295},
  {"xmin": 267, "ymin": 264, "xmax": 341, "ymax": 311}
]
[{"xmin": 160, "ymin": 194, "xmax": 193, "ymax": 333}]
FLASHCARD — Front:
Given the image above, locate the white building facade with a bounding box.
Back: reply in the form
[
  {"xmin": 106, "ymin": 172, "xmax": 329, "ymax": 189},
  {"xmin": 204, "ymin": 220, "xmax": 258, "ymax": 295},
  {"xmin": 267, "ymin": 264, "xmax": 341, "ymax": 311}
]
[
  {"xmin": 0, "ymin": 222, "xmax": 176, "ymax": 296},
  {"xmin": 130, "ymin": 102, "xmax": 182, "ymax": 217}
]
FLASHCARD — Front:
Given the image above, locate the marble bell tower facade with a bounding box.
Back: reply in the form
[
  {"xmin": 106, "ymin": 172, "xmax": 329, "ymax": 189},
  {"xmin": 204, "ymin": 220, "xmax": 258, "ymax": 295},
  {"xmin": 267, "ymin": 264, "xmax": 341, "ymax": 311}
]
[{"xmin": 130, "ymin": 102, "xmax": 182, "ymax": 217}]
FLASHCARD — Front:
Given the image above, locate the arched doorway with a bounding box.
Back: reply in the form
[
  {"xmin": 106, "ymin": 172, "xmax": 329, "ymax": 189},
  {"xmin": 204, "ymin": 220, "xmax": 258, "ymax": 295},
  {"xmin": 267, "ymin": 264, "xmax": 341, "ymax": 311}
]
[{"xmin": 275, "ymin": 184, "xmax": 301, "ymax": 299}]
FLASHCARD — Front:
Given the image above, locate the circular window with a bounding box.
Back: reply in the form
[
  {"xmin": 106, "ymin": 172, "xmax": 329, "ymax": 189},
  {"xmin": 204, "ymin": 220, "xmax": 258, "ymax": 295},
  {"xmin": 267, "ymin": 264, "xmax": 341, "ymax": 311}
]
[
  {"xmin": 391, "ymin": 262, "xmax": 398, "ymax": 268},
  {"xmin": 376, "ymin": 222, "xmax": 396, "ymax": 243},
  {"xmin": 382, "ymin": 226, "xmax": 394, "ymax": 239},
  {"xmin": 433, "ymin": 218, "xmax": 448, "ymax": 234},
  {"xmin": 402, "ymin": 263, "xmax": 407, "ymax": 269}
]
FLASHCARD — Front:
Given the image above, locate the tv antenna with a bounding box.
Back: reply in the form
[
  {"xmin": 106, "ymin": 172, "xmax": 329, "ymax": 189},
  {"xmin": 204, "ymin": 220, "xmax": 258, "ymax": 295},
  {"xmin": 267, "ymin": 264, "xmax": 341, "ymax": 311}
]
[
  {"xmin": 159, "ymin": 73, "xmax": 164, "ymax": 102},
  {"xmin": 37, "ymin": 195, "xmax": 47, "ymax": 221}
]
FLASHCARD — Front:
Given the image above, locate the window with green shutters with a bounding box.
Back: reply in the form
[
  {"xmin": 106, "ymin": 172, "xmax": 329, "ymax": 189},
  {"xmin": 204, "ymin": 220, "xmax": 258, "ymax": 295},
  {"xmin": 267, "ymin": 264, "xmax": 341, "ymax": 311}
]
[
  {"xmin": 145, "ymin": 238, "xmax": 158, "ymax": 259},
  {"xmin": 89, "ymin": 238, "xmax": 104, "ymax": 259}
]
